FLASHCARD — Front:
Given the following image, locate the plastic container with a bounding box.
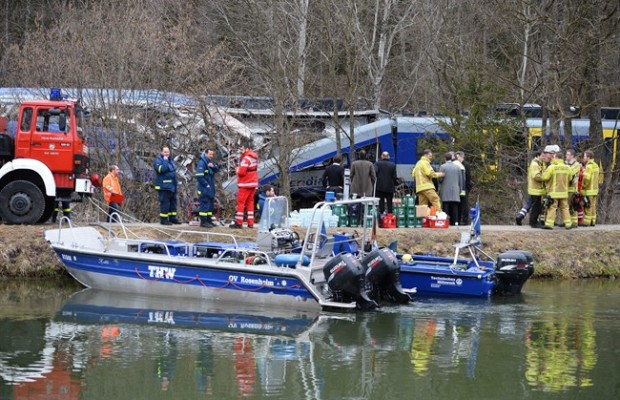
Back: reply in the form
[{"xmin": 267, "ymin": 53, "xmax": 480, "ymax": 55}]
[
  {"xmin": 406, "ymin": 216, "xmax": 423, "ymax": 228},
  {"xmin": 382, "ymin": 213, "xmax": 396, "ymax": 229},
  {"xmin": 429, "ymin": 218, "xmax": 449, "ymax": 228},
  {"xmin": 403, "ymin": 194, "xmax": 416, "ymax": 208}
]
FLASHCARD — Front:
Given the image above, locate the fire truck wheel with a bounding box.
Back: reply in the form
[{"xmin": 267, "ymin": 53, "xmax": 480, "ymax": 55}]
[
  {"xmin": 38, "ymin": 196, "xmax": 56, "ymax": 223},
  {"xmin": 0, "ymin": 180, "xmax": 45, "ymax": 224}
]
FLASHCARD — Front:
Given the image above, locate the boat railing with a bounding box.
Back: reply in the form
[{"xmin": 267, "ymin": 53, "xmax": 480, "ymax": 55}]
[
  {"xmin": 106, "ymin": 212, "xmax": 130, "ymax": 238},
  {"xmin": 299, "ymin": 197, "xmax": 379, "ymax": 268},
  {"xmin": 170, "ymin": 230, "xmax": 245, "ymax": 248},
  {"xmin": 53, "ymin": 216, "xmax": 78, "ymax": 247}
]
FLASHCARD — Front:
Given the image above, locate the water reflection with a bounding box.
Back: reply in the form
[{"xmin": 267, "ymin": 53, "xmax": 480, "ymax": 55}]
[
  {"xmin": 1, "ymin": 280, "xmax": 618, "ymax": 399},
  {"xmin": 524, "ymin": 299, "xmax": 598, "ymax": 392}
]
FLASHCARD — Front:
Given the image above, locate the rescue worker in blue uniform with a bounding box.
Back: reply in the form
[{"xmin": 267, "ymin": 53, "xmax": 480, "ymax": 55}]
[
  {"xmin": 154, "ymin": 146, "xmax": 180, "ymax": 225},
  {"xmin": 195, "ymin": 148, "xmax": 219, "ymax": 228}
]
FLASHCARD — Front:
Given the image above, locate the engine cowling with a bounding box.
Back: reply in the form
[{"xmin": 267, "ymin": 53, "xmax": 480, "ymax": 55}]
[
  {"xmin": 495, "ymin": 250, "xmax": 535, "ymax": 295},
  {"xmin": 323, "ymin": 252, "xmax": 376, "ymax": 309},
  {"xmin": 360, "ymin": 248, "xmax": 410, "ymax": 304}
]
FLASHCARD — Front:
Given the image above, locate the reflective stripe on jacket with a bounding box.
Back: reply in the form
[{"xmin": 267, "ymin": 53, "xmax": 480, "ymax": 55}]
[
  {"xmin": 542, "ymin": 158, "xmax": 572, "ymax": 199},
  {"xmin": 153, "ymin": 154, "xmax": 177, "ymax": 192},
  {"xmin": 195, "ymin": 153, "xmax": 219, "ymax": 198},
  {"xmin": 237, "ymin": 149, "xmax": 259, "ymax": 189}
]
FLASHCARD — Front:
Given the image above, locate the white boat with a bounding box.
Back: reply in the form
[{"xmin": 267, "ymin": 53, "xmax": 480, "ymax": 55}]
[{"xmin": 45, "ymin": 197, "xmax": 411, "ymax": 312}]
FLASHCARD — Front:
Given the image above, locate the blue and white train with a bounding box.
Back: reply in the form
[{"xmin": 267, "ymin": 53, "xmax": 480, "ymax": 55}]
[{"xmin": 223, "ymin": 117, "xmax": 451, "ymax": 201}]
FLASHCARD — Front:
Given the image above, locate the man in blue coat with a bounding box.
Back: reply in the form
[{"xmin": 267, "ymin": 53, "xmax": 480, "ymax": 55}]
[
  {"xmin": 154, "ymin": 146, "xmax": 180, "ymax": 225},
  {"xmin": 195, "ymin": 149, "xmax": 219, "ymax": 228}
]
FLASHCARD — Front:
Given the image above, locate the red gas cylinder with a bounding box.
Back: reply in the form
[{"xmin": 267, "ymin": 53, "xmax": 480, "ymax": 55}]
[{"xmin": 382, "ymin": 213, "xmax": 396, "ymax": 229}]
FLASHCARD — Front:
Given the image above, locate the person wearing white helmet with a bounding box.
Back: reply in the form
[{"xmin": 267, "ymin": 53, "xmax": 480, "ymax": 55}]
[{"xmin": 541, "ymin": 148, "xmax": 574, "ymax": 230}]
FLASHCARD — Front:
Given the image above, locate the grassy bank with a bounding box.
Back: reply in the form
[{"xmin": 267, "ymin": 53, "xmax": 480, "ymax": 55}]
[{"xmin": 1, "ymin": 224, "xmax": 619, "ymax": 279}]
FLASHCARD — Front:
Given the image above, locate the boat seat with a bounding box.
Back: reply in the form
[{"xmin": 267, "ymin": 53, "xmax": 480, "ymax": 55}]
[
  {"xmin": 314, "ymin": 237, "xmax": 336, "ymax": 258},
  {"xmin": 453, "ymin": 232, "xmax": 481, "ymax": 249},
  {"xmin": 452, "ymin": 231, "xmax": 485, "ymax": 268}
]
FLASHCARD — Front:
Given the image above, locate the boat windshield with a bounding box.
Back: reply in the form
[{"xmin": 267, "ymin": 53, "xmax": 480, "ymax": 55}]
[{"xmin": 259, "ymin": 196, "xmax": 289, "ymax": 231}]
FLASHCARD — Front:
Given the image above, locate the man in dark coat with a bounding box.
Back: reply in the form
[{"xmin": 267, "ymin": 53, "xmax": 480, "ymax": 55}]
[
  {"xmin": 454, "ymin": 151, "xmax": 472, "ymax": 224},
  {"xmin": 350, "ymin": 149, "xmax": 376, "ymax": 198},
  {"xmin": 439, "ymin": 152, "xmax": 462, "ymax": 225},
  {"xmin": 322, "ymin": 154, "xmax": 345, "ymax": 196},
  {"xmin": 374, "ymin": 151, "xmax": 398, "ymax": 214},
  {"xmin": 154, "ymin": 146, "xmax": 180, "ymax": 225},
  {"xmin": 195, "ymin": 149, "xmax": 219, "ymax": 228}
]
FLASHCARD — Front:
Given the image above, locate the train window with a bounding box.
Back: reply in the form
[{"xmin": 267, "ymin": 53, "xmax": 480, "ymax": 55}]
[{"xmin": 602, "ymin": 107, "xmax": 620, "ymax": 120}]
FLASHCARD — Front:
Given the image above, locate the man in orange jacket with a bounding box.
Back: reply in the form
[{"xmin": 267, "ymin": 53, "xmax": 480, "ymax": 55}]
[{"xmin": 102, "ymin": 165, "xmax": 123, "ymax": 222}]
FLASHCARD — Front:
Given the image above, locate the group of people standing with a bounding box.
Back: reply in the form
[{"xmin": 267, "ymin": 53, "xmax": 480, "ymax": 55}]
[
  {"xmin": 93, "ymin": 142, "xmax": 599, "ymax": 231},
  {"xmin": 516, "ymin": 146, "xmax": 600, "ymax": 229},
  {"xmin": 412, "ymin": 149, "xmax": 471, "ymax": 226},
  {"xmin": 97, "ymin": 143, "xmax": 260, "ymax": 229},
  {"xmin": 322, "ymin": 148, "xmax": 472, "ymax": 226},
  {"xmin": 322, "ymin": 149, "xmax": 400, "ymax": 217}
]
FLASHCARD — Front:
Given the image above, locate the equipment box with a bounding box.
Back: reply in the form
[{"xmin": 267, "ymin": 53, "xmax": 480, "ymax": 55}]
[{"xmin": 428, "ymin": 218, "xmax": 449, "ymax": 228}]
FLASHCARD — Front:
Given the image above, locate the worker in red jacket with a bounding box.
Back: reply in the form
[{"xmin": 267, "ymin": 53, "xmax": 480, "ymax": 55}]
[{"xmin": 230, "ymin": 143, "xmax": 259, "ymax": 228}]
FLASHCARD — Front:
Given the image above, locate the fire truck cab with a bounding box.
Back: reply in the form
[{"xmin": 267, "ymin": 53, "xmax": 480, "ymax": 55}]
[{"xmin": 0, "ymin": 88, "xmax": 95, "ymax": 224}]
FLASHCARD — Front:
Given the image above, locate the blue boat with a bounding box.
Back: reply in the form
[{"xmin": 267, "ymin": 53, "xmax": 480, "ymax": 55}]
[
  {"xmin": 397, "ymin": 202, "xmax": 534, "ymax": 297},
  {"xmin": 46, "ymin": 197, "xmax": 411, "ymax": 312}
]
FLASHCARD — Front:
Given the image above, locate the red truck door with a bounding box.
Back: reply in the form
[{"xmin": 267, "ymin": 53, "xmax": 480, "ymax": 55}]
[{"xmin": 28, "ymin": 106, "xmax": 74, "ymax": 173}]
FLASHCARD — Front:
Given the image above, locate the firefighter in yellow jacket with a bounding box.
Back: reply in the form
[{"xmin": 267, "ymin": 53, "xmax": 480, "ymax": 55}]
[
  {"xmin": 565, "ymin": 149, "xmax": 582, "ymax": 226},
  {"xmin": 541, "ymin": 149, "xmax": 573, "ymax": 230},
  {"xmin": 581, "ymin": 150, "xmax": 600, "ymax": 226},
  {"xmin": 412, "ymin": 149, "xmax": 444, "ymax": 211},
  {"xmin": 521, "ymin": 149, "xmax": 551, "ymax": 228}
]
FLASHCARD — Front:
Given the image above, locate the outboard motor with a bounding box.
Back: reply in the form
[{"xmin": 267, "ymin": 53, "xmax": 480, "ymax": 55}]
[
  {"xmin": 495, "ymin": 250, "xmax": 535, "ymax": 295},
  {"xmin": 323, "ymin": 253, "xmax": 377, "ymax": 310},
  {"xmin": 360, "ymin": 248, "xmax": 410, "ymax": 304}
]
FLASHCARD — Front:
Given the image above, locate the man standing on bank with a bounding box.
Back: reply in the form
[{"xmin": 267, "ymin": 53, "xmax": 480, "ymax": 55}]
[
  {"xmin": 374, "ymin": 151, "xmax": 398, "ymax": 215},
  {"xmin": 323, "ymin": 154, "xmax": 345, "ymax": 197},
  {"xmin": 196, "ymin": 148, "xmax": 219, "ymax": 228},
  {"xmin": 231, "ymin": 142, "xmax": 259, "ymax": 229},
  {"xmin": 439, "ymin": 152, "xmax": 462, "ymax": 225},
  {"xmin": 454, "ymin": 151, "xmax": 471, "ymax": 225},
  {"xmin": 581, "ymin": 149, "xmax": 600, "ymax": 226},
  {"xmin": 154, "ymin": 146, "xmax": 180, "ymax": 225},
  {"xmin": 350, "ymin": 149, "xmax": 376, "ymax": 198},
  {"xmin": 102, "ymin": 164, "xmax": 123, "ymax": 223},
  {"xmin": 412, "ymin": 149, "xmax": 444, "ymax": 211}
]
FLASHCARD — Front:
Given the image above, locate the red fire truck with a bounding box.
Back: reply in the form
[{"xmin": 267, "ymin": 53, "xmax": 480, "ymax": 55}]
[{"xmin": 0, "ymin": 88, "xmax": 98, "ymax": 224}]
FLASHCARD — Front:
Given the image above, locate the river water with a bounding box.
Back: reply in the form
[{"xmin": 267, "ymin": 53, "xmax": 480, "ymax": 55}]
[{"xmin": 0, "ymin": 279, "xmax": 618, "ymax": 400}]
